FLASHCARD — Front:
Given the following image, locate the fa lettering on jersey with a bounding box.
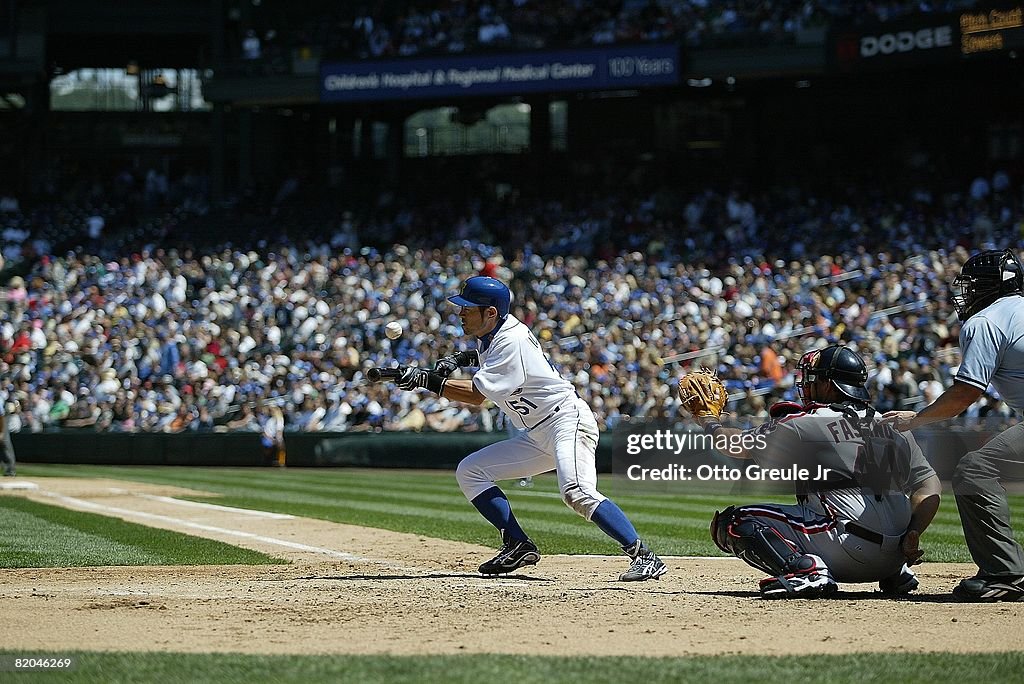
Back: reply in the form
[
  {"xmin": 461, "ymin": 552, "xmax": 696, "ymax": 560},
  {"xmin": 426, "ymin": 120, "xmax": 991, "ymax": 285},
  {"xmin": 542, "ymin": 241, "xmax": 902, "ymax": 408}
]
[
  {"xmin": 752, "ymin": 405, "xmax": 931, "ymax": 488},
  {"xmin": 750, "ymin": 405, "xmax": 936, "ymax": 535},
  {"xmin": 472, "ymin": 315, "xmax": 576, "ymax": 429}
]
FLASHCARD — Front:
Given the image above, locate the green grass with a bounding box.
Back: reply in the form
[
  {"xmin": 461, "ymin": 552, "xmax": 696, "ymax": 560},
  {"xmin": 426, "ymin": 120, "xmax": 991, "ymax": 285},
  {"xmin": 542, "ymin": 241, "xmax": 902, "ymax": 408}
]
[
  {"xmin": 2, "ymin": 651, "xmax": 1024, "ymax": 684},
  {"xmin": 18, "ymin": 464, "xmax": 1023, "ymax": 562},
  {"xmin": 0, "ymin": 496, "xmax": 284, "ymax": 568}
]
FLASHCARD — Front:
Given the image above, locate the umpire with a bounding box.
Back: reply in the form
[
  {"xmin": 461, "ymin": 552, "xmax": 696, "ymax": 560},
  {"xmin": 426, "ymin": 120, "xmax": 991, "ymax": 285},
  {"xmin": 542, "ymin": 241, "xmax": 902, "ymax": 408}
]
[
  {"xmin": 0, "ymin": 250, "xmax": 13, "ymax": 477},
  {"xmin": 0, "ymin": 405, "xmax": 14, "ymax": 477},
  {"xmin": 885, "ymin": 248, "xmax": 1024, "ymax": 602}
]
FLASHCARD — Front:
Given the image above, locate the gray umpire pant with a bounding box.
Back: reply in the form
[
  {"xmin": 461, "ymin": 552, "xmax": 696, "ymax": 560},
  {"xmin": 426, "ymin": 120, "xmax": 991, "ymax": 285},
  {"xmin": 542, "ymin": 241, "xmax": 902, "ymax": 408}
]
[
  {"xmin": 952, "ymin": 421, "xmax": 1024, "ymax": 578},
  {"xmin": 1, "ymin": 425, "xmax": 14, "ymax": 475}
]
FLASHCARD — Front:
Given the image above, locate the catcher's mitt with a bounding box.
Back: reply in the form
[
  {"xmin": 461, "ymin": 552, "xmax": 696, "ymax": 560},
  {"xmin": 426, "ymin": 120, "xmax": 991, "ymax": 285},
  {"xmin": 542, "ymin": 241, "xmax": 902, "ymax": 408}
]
[{"xmin": 677, "ymin": 368, "xmax": 728, "ymax": 419}]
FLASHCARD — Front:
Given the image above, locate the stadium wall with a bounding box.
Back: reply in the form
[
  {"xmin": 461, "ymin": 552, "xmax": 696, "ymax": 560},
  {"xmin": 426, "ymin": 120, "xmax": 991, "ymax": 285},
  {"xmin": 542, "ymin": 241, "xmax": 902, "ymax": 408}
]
[
  {"xmin": 10, "ymin": 432, "xmax": 610, "ymax": 469},
  {"xmin": 9, "ymin": 430, "xmax": 982, "ymax": 477}
]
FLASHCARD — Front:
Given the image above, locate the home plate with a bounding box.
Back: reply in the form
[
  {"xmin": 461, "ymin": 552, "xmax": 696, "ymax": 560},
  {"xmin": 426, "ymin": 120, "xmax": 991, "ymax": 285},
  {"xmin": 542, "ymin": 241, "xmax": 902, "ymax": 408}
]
[{"xmin": 1, "ymin": 480, "xmax": 39, "ymax": 490}]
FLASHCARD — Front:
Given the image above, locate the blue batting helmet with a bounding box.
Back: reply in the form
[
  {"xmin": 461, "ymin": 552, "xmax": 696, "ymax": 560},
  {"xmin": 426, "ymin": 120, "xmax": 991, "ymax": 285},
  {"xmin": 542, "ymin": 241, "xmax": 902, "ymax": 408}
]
[{"xmin": 447, "ymin": 276, "xmax": 512, "ymax": 318}]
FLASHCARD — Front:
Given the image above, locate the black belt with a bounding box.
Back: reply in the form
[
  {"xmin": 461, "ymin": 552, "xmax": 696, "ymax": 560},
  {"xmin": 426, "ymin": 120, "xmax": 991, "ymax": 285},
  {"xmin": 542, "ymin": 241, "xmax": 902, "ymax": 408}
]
[
  {"xmin": 845, "ymin": 522, "xmax": 884, "ymax": 545},
  {"xmin": 530, "ymin": 405, "xmax": 561, "ymax": 430},
  {"xmin": 527, "ymin": 393, "xmax": 581, "ymax": 430}
]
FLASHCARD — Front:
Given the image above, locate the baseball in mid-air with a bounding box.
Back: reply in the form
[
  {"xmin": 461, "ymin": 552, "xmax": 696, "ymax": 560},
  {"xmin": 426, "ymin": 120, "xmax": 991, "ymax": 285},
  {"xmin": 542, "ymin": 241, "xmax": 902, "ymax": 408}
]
[{"xmin": 385, "ymin": 321, "xmax": 404, "ymax": 340}]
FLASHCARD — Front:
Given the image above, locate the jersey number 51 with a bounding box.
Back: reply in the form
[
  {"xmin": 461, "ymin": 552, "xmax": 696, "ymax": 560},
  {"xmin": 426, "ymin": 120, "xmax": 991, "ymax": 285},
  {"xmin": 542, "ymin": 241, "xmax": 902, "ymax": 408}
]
[{"xmin": 508, "ymin": 397, "xmax": 538, "ymax": 415}]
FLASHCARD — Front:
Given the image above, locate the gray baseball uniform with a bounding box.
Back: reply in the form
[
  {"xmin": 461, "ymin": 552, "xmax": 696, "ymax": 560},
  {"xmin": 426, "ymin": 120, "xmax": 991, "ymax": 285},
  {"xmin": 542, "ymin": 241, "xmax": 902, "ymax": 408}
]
[
  {"xmin": 953, "ymin": 294, "xmax": 1024, "ymax": 577},
  {"xmin": 733, "ymin": 404, "xmax": 935, "ymax": 583},
  {"xmin": 0, "ymin": 396, "xmax": 15, "ymax": 477}
]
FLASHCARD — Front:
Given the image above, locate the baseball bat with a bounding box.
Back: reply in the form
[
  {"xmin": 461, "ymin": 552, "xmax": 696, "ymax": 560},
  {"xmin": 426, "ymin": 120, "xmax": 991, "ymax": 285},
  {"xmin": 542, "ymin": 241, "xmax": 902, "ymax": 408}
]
[{"xmin": 367, "ymin": 367, "xmax": 404, "ymax": 382}]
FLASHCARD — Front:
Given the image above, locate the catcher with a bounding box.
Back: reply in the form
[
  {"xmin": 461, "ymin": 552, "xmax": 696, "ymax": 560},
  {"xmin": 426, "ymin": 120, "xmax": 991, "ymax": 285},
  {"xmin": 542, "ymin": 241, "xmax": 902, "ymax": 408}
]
[{"xmin": 678, "ymin": 345, "xmax": 942, "ymax": 599}]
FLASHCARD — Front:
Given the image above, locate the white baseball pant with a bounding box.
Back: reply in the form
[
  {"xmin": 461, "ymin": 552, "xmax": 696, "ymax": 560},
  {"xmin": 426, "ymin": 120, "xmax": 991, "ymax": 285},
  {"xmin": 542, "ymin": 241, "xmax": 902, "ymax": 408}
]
[{"xmin": 456, "ymin": 397, "xmax": 606, "ymax": 519}]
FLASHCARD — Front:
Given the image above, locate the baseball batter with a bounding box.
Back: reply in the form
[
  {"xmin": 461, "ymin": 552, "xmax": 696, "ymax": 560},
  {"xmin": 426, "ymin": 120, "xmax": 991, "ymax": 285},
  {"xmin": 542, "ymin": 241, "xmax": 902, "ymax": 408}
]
[
  {"xmin": 391, "ymin": 276, "xmax": 667, "ymax": 581},
  {"xmin": 686, "ymin": 344, "xmax": 941, "ymax": 599},
  {"xmin": 885, "ymin": 248, "xmax": 1024, "ymax": 602}
]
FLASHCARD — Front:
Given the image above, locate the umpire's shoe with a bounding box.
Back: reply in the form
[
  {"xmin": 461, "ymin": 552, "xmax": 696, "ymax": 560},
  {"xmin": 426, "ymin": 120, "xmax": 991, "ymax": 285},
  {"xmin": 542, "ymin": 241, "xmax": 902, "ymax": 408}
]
[
  {"xmin": 952, "ymin": 575, "xmax": 1024, "ymax": 602},
  {"xmin": 619, "ymin": 540, "xmax": 668, "ymax": 581},
  {"xmin": 479, "ymin": 530, "xmax": 540, "ymax": 575}
]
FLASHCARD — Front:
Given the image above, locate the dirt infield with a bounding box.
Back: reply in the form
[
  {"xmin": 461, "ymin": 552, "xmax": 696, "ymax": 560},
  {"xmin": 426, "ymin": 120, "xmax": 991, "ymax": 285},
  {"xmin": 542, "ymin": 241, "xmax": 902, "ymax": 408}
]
[{"xmin": 1, "ymin": 477, "xmax": 1021, "ymax": 656}]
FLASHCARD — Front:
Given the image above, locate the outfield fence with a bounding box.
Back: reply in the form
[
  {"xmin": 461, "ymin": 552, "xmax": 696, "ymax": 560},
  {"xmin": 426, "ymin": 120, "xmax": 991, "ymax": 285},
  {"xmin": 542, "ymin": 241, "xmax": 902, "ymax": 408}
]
[{"xmin": 8, "ymin": 425, "xmax": 1005, "ymax": 477}]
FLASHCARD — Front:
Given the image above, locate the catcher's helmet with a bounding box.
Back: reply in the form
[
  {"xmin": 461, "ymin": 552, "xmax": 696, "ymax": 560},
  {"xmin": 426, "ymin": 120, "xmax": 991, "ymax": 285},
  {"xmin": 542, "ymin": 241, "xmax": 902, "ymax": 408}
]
[
  {"xmin": 796, "ymin": 344, "xmax": 870, "ymax": 404},
  {"xmin": 951, "ymin": 249, "xmax": 1024, "ymax": 321},
  {"xmin": 447, "ymin": 276, "xmax": 512, "ymax": 318}
]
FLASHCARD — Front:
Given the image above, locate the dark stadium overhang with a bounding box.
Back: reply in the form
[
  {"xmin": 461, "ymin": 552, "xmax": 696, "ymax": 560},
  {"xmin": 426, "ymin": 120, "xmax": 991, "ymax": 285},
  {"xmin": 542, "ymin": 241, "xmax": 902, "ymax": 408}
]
[
  {"xmin": 39, "ymin": 0, "xmax": 212, "ymax": 71},
  {"xmin": 47, "ymin": 32, "xmax": 210, "ymax": 71},
  {"xmin": 202, "ymin": 74, "xmax": 319, "ymax": 106}
]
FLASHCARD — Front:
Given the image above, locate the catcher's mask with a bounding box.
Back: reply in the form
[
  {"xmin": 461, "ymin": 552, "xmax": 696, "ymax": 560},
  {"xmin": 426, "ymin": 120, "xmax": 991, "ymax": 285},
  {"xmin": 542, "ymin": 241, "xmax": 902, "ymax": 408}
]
[
  {"xmin": 951, "ymin": 249, "xmax": 1024, "ymax": 321},
  {"xmin": 796, "ymin": 344, "xmax": 870, "ymax": 404}
]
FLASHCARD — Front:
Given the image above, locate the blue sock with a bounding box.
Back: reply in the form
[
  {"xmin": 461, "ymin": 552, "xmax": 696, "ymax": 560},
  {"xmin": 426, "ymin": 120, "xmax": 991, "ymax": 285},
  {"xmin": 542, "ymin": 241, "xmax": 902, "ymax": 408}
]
[
  {"xmin": 471, "ymin": 486, "xmax": 528, "ymax": 541},
  {"xmin": 591, "ymin": 499, "xmax": 640, "ymax": 548}
]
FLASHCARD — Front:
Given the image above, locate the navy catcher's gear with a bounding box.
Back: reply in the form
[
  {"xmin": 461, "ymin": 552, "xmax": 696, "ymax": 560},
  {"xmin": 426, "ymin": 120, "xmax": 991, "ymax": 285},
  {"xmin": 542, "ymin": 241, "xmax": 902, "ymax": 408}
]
[
  {"xmin": 796, "ymin": 344, "xmax": 870, "ymax": 404},
  {"xmin": 952, "ymin": 248, "xmax": 1024, "ymax": 321},
  {"xmin": 712, "ymin": 506, "xmax": 837, "ymax": 598},
  {"xmin": 434, "ymin": 349, "xmax": 480, "ymax": 378},
  {"xmin": 447, "ymin": 276, "xmax": 512, "ymax": 318},
  {"xmin": 712, "ymin": 506, "xmax": 816, "ymax": 577}
]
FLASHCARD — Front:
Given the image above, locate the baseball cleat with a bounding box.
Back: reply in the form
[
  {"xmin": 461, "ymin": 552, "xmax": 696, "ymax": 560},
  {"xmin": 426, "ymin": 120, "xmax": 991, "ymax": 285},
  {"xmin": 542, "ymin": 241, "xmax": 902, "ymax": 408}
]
[
  {"xmin": 619, "ymin": 540, "xmax": 668, "ymax": 581},
  {"xmin": 952, "ymin": 575, "xmax": 1024, "ymax": 602},
  {"xmin": 759, "ymin": 556, "xmax": 837, "ymax": 599},
  {"xmin": 759, "ymin": 573, "xmax": 838, "ymax": 599},
  {"xmin": 479, "ymin": 531, "xmax": 540, "ymax": 575},
  {"xmin": 878, "ymin": 564, "xmax": 919, "ymax": 595}
]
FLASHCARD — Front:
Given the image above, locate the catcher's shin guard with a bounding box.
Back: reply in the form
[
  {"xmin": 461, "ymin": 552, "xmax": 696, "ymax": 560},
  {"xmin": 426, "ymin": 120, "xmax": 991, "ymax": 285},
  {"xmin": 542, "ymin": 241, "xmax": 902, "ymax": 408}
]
[
  {"xmin": 711, "ymin": 507, "xmax": 816, "ymax": 578},
  {"xmin": 711, "ymin": 506, "xmax": 737, "ymax": 553}
]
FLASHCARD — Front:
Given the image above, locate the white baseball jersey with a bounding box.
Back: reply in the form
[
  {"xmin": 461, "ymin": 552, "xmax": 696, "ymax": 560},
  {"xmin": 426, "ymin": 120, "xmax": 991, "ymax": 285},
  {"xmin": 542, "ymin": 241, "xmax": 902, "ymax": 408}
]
[
  {"xmin": 752, "ymin": 404, "xmax": 935, "ymax": 537},
  {"xmin": 956, "ymin": 295, "xmax": 1024, "ymax": 409},
  {"xmin": 472, "ymin": 315, "xmax": 577, "ymax": 430},
  {"xmin": 456, "ymin": 315, "xmax": 606, "ymax": 519}
]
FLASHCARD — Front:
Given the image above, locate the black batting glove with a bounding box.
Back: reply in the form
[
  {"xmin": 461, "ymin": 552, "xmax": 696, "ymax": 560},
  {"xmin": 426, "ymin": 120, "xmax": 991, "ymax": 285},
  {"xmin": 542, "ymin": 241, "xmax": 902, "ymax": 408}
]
[
  {"xmin": 433, "ymin": 350, "xmax": 480, "ymax": 378},
  {"xmin": 396, "ymin": 365, "xmax": 446, "ymax": 395}
]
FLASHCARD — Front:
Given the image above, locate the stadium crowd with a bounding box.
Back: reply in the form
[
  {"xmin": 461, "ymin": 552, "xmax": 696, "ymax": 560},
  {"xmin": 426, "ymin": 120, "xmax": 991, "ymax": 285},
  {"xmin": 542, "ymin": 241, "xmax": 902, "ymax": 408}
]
[
  {"xmin": 227, "ymin": 0, "xmax": 980, "ymax": 70},
  {"xmin": 1, "ymin": 167, "xmax": 1020, "ymax": 435}
]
